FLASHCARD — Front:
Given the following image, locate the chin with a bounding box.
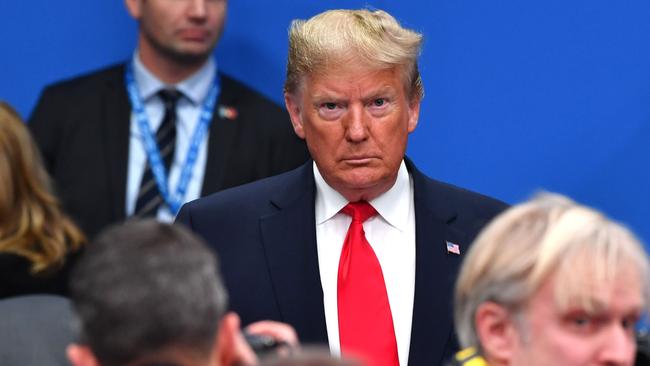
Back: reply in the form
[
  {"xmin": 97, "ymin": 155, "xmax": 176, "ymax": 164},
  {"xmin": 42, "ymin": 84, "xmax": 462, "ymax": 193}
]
[
  {"xmin": 340, "ymin": 174, "xmax": 392, "ymax": 197},
  {"xmin": 341, "ymin": 170, "xmax": 382, "ymax": 186},
  {"xmin": 168, "ymin": 48, "xmax": 212, "ymax": 65}
]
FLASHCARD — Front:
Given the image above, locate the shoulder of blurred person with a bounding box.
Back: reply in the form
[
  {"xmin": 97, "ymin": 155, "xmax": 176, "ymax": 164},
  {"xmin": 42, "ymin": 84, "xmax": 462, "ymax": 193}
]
[{"xmin": 0, "ymin": 294, "xmax": 75, "ymax": 366}]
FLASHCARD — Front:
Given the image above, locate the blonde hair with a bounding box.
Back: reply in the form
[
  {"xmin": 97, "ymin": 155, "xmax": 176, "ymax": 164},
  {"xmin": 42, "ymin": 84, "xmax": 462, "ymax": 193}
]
[
  {"xmin": 284, "ymin": 8, "xmax": 424, "ymax": 100},
  {"xmin": 0, "ymin": 101, "xmax": 85, "ymax": 273},
  {"xmin": 454, "ymin": 192, "xmax": 650, "ymax": 349}
]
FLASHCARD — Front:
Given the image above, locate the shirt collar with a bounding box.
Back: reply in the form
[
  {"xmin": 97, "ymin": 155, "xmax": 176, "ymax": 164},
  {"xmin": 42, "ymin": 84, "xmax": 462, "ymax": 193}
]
[
  {"xmin": 132, "ymin": 51, "xmax": 217, "ymax": 105},
  {"xmin": 313, "ymin": 160, "xmax": 412, "ymax": 231}
]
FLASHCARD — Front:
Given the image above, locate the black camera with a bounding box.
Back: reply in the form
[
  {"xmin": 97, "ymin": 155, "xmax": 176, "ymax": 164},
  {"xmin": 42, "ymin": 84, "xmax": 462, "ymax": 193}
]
[{"xmin": 244, "ymin": 332, "xmax": 288, "ymax": 358}]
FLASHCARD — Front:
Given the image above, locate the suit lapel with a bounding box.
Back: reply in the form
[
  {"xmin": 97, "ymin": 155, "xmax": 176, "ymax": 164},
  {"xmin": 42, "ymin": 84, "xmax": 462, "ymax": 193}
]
[
  {"xmin": 201, "ymin": 73, "xmax": 239, "ymax": 195},
  {"xmin": 407, "ymin": 160, "xmax": 467, "ymax": 366},
  {"xmin": 102, "ymin": 65, "xmax": 131, "ymax": 222},
  {"xmin": 258, "ymin": 163, "xmax": 328, "ymax": 344}
]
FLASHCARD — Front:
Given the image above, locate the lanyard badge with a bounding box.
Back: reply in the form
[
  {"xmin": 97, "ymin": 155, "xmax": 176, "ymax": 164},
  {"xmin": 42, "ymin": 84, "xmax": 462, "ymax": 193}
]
[{"xmin": 125, "ymin": 62, "xmax": 220, "ymax": 215}]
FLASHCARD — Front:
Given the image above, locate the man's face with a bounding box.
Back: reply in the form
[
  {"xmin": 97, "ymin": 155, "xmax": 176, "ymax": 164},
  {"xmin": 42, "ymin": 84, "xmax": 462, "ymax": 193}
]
[
  {"xmin": 127, "ymin": 0, "xmax": 226, "ymax": 64},
  {"xmin": 285, "ymin": 65, "xmax": 420, "ymax": 202},
  {"xmin": 507, "ymin": 271, "xmax": 643, "ymax": 366}
]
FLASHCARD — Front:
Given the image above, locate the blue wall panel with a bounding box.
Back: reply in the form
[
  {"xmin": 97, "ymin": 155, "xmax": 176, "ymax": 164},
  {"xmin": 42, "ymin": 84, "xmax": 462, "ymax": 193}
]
[{"xmin": 1, "ymin": 1, "xmax": 648, "ymax": 244}]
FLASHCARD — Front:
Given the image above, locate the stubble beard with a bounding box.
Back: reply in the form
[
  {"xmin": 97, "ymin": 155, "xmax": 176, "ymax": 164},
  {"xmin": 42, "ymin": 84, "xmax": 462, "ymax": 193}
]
[{"xmin": 144, "ymin": 30, "xmax": 216, "ymax": 69}]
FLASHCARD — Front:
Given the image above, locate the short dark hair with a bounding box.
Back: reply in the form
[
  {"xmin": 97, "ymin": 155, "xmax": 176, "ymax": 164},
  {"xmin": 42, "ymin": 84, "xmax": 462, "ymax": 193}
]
[{"xmin": 69, "ymin": 220, "xmax": 228, "ymax": 366}]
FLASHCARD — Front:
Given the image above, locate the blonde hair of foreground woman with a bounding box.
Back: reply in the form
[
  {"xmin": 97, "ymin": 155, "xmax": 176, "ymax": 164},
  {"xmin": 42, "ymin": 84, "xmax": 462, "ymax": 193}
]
[{"xmin": 0, "ymin": 101, "xmax": 85, "ymax": 273}]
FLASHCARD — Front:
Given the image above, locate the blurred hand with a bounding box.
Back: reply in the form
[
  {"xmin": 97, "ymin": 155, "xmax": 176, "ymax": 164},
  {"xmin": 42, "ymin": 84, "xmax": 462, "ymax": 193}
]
[
  {"xmin": 219, "ymin": 313, "xmax": 300, "ymax": 366},
  {"xmin": 245, "ymin": 320, "xmax": 300, "ymax": 350}
]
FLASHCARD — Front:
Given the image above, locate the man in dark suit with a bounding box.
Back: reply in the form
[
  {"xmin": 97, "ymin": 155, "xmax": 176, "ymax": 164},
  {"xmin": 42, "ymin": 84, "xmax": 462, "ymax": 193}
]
[
  {"xmin": 28, "ymin": 0, "xmax": 309, "ymax": 239},
  {"xmin": 177, "ymin": 8, "xmax": 507, "ymax": 366}
]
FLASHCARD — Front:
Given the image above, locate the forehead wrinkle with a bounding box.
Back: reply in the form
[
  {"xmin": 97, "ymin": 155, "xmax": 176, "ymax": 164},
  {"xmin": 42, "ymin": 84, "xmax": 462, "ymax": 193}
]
[
  {"xmin": 361, "ymin": 85, "xmax": 399, "ymax": 100},
  {"xmin": 554, "ymin": 274, "xmax": 644, "ymax": 315},
  {"xmin": 310, "ymin": 88, "xmax": 346, "ymax": 103},
  {"xmin": 309, "ymin": 81, "xmax": 399, "ymax": 103},
  {"xmin": 560, "ymin": 296, "xmax": 609, "ymax": 315}
]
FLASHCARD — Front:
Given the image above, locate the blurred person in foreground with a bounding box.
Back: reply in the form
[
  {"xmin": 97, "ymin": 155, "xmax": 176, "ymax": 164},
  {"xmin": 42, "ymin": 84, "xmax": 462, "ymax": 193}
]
[
  {"xmin": 0, "ymin": 101, "xmax": 85, "ymax": 298},
  {"xmin": 260, "ymin": 348, "xmax": 360, "ymax": 366},
  {"xmin": 67, "ymin": 220, "xmax": 298, "ymax": 366},
  {"xmin": 451, "ymin": 193, "xmax": 650, "ymax": 366},
  {"xmin": 177, "ymin": 8, "xmax": 507, "ymax": 366},
  {"xmin": 29, "ymin": 0, "xmax": 309, "ymax": 239}
]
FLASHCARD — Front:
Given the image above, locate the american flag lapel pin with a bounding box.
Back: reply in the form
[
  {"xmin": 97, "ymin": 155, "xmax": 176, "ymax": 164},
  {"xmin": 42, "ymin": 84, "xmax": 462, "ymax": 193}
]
[
  {"xmin": 218, "ymin": 105, "xmax": 238, "ymax": 120},
  {"xmin": 446, "ymin": 241, "xmax": 461, "ymax": 255}
]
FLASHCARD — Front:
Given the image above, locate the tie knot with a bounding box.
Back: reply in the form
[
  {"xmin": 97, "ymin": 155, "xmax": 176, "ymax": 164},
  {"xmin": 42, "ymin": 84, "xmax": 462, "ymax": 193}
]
[
  {"xmin": 342, "ymin": 201, "xmax": 377, "ymax": 223},
  {"xmin": 158, "ymin": 88, "xmax": 182, "ymax": 109}
]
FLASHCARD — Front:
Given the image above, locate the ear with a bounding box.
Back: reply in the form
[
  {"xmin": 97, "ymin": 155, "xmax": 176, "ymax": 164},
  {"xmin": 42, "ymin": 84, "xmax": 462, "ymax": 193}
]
[
  {"xmin": 284, "ymin": 92, "xmax": 305, "ymax": 139},
  {"xmin": 406, "ymin": 96, "xmax": 420, "ymax": 133},
  {"xmin": 474, "ymin": 302, "xmax": 519, "ymax": 365},
  {"xmin": 215, "ymin": 312, "xmax": 256, "ymax": 366},
  {"xmin": 124, "ymin": 0, "xmax": 142, "ymax": 19},
  {"xmin": 67, "ymin": 344, "xmax": 101, "ymax": 366}
]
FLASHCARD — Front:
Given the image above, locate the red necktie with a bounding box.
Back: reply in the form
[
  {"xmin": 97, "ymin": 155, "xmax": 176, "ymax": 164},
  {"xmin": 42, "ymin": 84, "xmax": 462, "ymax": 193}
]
[{"xmin": 338, "ymin": 201, "xmax": 399, "ymax": 366}]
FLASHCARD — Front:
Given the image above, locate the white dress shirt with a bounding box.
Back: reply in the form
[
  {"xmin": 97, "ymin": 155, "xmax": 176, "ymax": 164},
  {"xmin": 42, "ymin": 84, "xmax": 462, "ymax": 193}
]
[
  {"xmin": 314, "ymin": 160, "xmax": 416, "ymax": 366},
  {"xmin": 125, "ymin": 52, "xmax": 215, "ymax": 222}
]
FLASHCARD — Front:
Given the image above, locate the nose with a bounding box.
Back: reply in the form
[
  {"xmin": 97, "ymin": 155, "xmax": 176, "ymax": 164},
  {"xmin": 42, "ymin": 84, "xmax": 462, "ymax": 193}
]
[
  {"xmin": 598, "ymin": 325, "xmax": 636, "ymax": 365},
  {"xmin": 344, "ymin": 104, "xmax": 369, "ymax": 142},
  {"xmin": 187, "ymin": 0, "xmax": 207, "ymax": 19}
]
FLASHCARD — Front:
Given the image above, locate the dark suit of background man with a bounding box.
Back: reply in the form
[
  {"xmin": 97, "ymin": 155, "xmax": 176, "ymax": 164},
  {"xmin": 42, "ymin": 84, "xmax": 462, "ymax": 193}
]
[
  {"xmin": 177, "ymin": 8, "xmax": 507, "ymax": 366},
  {"xmin": 28, "ymin": 0, "xmax": 309, "ymax": 239}
]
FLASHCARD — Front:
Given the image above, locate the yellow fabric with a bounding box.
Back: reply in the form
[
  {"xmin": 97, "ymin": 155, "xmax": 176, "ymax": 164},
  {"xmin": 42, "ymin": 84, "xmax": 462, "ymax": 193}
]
[
  {"xmin": 454, "ymin": 347, "xmax": 488, "ymax": 366},
  {"xmin": 455, "ymin": 347, "xmax": 478, "ymax": 361}
]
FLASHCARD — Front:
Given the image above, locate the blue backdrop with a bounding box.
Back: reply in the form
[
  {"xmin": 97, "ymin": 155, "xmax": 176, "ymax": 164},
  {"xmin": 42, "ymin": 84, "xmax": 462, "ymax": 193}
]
[{"xmin": 1, "ymin": 1, "xmax": 648, "ymax": 245}]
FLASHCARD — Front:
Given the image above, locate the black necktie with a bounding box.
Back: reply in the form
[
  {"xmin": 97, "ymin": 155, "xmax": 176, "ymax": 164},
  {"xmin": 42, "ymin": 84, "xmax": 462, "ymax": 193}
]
[{"xmin": 134, "ymin": 89, "xmax": 181, "ymax": 217}]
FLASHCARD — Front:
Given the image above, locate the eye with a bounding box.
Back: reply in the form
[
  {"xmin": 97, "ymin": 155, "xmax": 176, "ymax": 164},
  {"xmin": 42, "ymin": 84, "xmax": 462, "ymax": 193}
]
[
  {"xmin": 373, "ymin": 98, "xmax": 386, "ymax": 107},
  {"xmin": 621, "ymin": 314, "xmax": 641, "ymax": 330},
  {"xmin": 572, "ymin": 316, "xmax": 590, "ymax": 327},
  {"xmin": 317, "ymin": 102, "xmax": 345, "ymax": 120},
  {"xmin": 324, "ymin": 102, "xmax": 338, "ymax": 110},
  {"xmin": 563, "ymin": 311, "xmax": 598, "ymax": 333},
  {"xmin": 367, "ymin": 97, "xmax": 392, "ymax": 117}
]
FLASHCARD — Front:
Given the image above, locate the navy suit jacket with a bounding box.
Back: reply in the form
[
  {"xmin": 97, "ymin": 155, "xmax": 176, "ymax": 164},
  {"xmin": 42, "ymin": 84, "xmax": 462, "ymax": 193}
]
[{"xmin": 176, "ymin": 159, "xmax": 507, "ymax": 365}]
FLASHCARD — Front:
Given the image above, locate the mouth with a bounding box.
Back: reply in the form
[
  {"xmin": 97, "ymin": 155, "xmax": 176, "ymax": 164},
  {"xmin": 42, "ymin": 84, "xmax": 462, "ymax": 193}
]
[
  {"xmin": 179, "ymin": 29, "xmax": 210, "ymax": 42},
  {"xmin": 341, "ymin": 156, "xmax": 377, "ymax": 166}
]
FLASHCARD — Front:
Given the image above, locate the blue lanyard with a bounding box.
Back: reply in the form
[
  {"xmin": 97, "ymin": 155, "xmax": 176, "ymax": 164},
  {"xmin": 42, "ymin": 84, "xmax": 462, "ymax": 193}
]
[{"xmin": 125, "ymin": 62, "xmax": 219, "ymax": 215}]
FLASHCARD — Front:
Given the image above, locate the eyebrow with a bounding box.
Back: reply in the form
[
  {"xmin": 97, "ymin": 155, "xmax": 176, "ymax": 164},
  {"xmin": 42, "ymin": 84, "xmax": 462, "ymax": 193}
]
[
  {"xmin": 310, "ymin": 85, "xmax": 398, "ymax": 104},
  {"xmin": 311, "ymin": 94, "xmax": 346, "ymax": 105},
  {"xmin": 562, "ymin": 298, "xmax": 643, "ymax": 316}
]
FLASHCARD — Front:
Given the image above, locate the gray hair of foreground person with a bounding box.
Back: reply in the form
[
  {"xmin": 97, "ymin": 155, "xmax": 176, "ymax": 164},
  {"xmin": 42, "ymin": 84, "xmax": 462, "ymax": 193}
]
[
  {"xmin": 284, "ymin": 8, "xmax": 424, "ymax": 101},
  {"xmin": 260, "ymin": 347, "xmax": 360, "ymax": 366},
  {"xmin": 68, "ymin": 220, "xmax": 228, "ymax": 366},
  {"xmin": 454, "ymin": 193, "xmax": 650, "ymax": 350}
]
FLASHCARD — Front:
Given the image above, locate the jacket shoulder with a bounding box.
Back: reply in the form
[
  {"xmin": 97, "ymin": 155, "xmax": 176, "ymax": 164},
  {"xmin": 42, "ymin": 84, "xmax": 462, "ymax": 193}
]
[
  {"xmin": 426, "ymin": 176, "xmax": 507, "ymax": 214},
  {"xmin": 219, "ymin": 73, "xmax": 285, "ymax": 116},
  {"xmin": 180, "ymin": 162, "xmax": 310, "ymax": 220},
  {"xmin": 408, "ymin": 160, "xmax": 508, "ymax": 226},
  {"xmin": 39, "ymin": 63, "xmax": 125, "ymax": 97}
]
